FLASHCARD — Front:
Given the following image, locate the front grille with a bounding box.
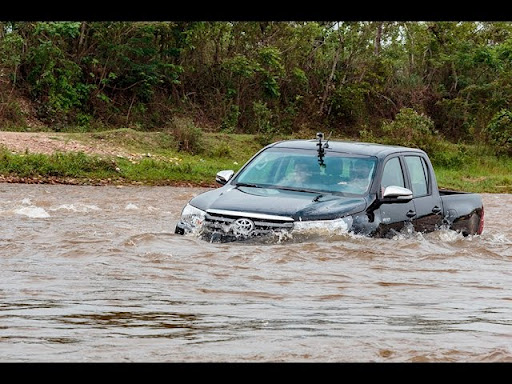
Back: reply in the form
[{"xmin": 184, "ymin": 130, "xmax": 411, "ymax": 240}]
[{"xmin": 203, "ymin": 209, "xmax": 294, "ymax": 239}]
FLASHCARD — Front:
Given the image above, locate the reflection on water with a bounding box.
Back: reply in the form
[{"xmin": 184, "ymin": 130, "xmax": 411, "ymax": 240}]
[{"xmin": 0, "ymin": 184, "xmax": 510, "ymax": 362}]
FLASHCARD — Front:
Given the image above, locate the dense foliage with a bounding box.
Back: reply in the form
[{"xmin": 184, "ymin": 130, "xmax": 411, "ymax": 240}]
[{"xmin": 1, "ymin": 21, "xmax": 512, "ymax": 150}]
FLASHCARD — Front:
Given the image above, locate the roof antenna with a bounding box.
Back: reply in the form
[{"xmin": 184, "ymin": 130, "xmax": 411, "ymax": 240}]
[{"xmin": 316, "ymin": 132, "xmax": 326, "ymax": 167}]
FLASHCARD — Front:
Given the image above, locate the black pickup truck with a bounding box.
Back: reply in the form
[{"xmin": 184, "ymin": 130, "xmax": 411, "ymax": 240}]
[{"xmin": 175, "ymin": 133, "xmax": 484, "ymax": 242}]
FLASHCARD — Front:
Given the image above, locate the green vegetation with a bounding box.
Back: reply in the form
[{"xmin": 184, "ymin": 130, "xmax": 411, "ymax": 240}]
[
  {"xmin": 0, "ymin": 21, "xmax": 511, "ymax": 192},
  {"xmin": 2, "ymin": 21, "xmax": 512, "ymax": 146}
]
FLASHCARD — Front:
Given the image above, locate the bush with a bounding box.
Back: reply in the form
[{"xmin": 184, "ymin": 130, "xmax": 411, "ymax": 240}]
[
  {"xmin": 220, "ymin": 105, "xmax": 240, "ymax": 133},
  {"xmin": 381, "ymin": 108, "xmax": 441, "ymax": 154},
  {"xmin": 485, "ymin": 109, "xmax": 512, "ymax": 156},
  {"xmin": 430, "ymin": 143, "xmax": 467, "ymax": 168},
  {"xmin": 253, "ymin": 101, "xmax": 279, "ymax": 146},
  {"xmin": 167, "ymin": 116, "xmax": 204, "ymax": 154}
]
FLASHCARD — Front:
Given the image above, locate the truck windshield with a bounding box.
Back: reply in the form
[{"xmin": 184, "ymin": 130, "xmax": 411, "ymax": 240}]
[{"xmin": 235, "ymin": 148, "xmax": 377, "ymax": 195}]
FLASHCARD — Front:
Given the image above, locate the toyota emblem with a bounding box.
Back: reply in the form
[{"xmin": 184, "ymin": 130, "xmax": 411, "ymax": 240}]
[{"xmin": 232, "ymin": 218, "xmax": 255, "ymax": 236}]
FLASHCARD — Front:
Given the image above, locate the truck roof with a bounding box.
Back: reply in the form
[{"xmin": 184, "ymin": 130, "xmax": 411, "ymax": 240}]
[{"xmin": 270, "ymin": 139, "xmax": 427, "ymax": 160}]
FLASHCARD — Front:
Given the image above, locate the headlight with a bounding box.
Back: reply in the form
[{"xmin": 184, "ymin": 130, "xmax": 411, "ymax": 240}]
[
  {"xmin": 293, "ymin": 216, "xmax": 353, "ymax": 233},
  {"xmin": 180, "ymin": 203, "xmax": 206, "ymax": 229}
]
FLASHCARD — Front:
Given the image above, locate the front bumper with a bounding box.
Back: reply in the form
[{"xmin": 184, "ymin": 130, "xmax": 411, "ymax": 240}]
[
  {"xmin": 174, "ymin": 211, "xmax": 294, "ymax": 242},
  {"xmin": 174, "ymin": 221, "xmax": 190, "ymax": 235}
]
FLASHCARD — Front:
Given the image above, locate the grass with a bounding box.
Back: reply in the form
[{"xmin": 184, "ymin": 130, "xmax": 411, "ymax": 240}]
[
  {"xmin": 431, "ymin": 142, "xmax": 512, "ymax": 193},
  {"xmin": 0, "ymin": 128, "xmax": 510, "ymax": 193},
  {"xmin": 435, "ymin": 161, "xmax": 512, "ymax": 193}
]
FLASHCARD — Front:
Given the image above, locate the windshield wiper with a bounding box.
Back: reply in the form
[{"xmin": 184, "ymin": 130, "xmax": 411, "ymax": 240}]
[
  {"xmin": 273, "ymin": 186, "xmax": 330, "ymax": 202},
  {"xmin": 274, "ymin": 186, "xmax": 319, "ymax": 194},
  {"xmin": 235, "ymin": 182, "xmax": 262, "ymax": 188}
]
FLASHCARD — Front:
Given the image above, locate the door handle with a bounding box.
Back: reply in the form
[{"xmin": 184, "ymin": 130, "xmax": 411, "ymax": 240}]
[
  {"xmin": 432, "ymin": 206, "xmax": 442, "ymax": 214},
  {"xmin": 406, "ymin": 210, "xmax": 416, "ymax": 218}
]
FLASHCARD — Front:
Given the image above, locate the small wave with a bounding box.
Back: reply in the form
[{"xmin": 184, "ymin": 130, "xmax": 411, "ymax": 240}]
[
  {"xmin": 51, "ymin": 203, "xmax": 101, "ymax": 212},
  {"xmin": 125, "ymin": 203, "xmax": 139, "ymax": 210},
  {"xmin": 484, "ymin": 233, "xmax": 511, "ymax": 244},
  {"xmin": 14, "ymin": 206, "xmax": 50, "ymax": 218},
  {"xmin": 477, "ymin": 348, "xmax": 512, "ymax": 362}
]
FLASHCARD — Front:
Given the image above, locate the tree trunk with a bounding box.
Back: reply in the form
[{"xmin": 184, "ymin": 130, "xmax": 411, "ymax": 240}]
[
  {"xmin": 76, "ymin": 22, "xmax": 88, "ymax": 59},
  {"xmin": 319, "ymin": 35, "xmax": 342, "ymax": 115},
  {"xmin": 374, "ymin": 22, "xmax": 382, "ymax": 56}
]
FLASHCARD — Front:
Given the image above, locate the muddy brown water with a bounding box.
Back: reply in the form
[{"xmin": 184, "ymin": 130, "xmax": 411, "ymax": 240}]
[{"xmin": 0, "ymin": 184, "xmax": 510, "ymax": 362}]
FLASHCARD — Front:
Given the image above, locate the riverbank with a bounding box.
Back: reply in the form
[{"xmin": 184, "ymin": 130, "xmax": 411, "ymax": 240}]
[
  {"xmin": 0, "ymin": 129, "xmax": 257, "ymax": 187},
  {"xmin": 0, "ymin": 129, "xmax": 511, "ymax": 193}
]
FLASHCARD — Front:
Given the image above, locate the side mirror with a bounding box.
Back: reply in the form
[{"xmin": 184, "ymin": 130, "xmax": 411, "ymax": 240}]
[
  {"xmin": 215, "ymin": 170, "xmax": 235, "ymax": 185},
  {"xmin": 382, "ymin": 185, "xmax": 413, "ymax": 201}
]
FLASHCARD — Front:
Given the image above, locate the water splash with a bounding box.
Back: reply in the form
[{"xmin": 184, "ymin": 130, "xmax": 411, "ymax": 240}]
[{"xmin": 14, "ymin": 206, "xmax": 50, "ymax": 218}]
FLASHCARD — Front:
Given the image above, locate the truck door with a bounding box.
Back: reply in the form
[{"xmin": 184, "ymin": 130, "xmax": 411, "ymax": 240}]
[
  {"xmin": 375, "ymin": 156, "xmax": 416, "ymax": 237},
  {"xmin": 403, "ymin": 155, "xmax": 444, "ymax": 233}
]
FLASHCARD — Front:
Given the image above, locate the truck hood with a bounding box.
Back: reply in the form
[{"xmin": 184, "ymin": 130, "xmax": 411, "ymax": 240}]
[{"xmin": 190, "ymin": 185, "xmax": 367, "ymax": 221}]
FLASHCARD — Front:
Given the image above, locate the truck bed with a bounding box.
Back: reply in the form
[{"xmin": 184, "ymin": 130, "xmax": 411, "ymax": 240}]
[{"xmin": 439, "ymin": 188, "xmax": 473, "ymax": 196}]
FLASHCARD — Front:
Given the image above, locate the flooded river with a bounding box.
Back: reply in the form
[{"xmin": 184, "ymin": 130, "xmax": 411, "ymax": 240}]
[{"xmin": 0, "ymin": 183, "xmax": 510, "ymax": 362}]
